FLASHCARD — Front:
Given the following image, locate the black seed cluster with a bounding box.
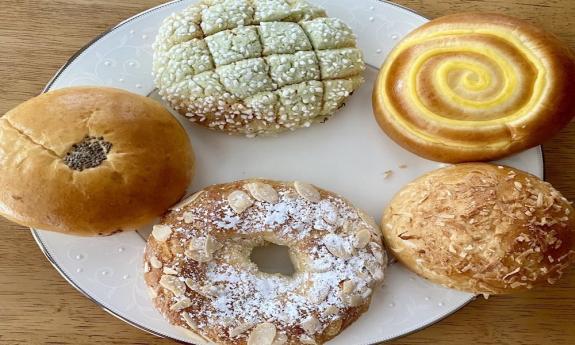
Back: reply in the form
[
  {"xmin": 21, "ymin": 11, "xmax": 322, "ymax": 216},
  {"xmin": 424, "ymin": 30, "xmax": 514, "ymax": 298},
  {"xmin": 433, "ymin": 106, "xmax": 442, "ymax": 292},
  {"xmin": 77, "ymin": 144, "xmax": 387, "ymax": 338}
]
[{"xmin": 63, "ymin": 136, "xmax": 112, "ymax": 171}]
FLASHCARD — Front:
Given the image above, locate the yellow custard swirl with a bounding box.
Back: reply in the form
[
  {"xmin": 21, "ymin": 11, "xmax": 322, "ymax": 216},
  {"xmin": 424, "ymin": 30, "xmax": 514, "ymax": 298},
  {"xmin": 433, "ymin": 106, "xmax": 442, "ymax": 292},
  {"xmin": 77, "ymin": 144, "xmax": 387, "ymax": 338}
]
[{"xmin": 373, "ymin": 13, "xmax": 575, "ymax": 162}]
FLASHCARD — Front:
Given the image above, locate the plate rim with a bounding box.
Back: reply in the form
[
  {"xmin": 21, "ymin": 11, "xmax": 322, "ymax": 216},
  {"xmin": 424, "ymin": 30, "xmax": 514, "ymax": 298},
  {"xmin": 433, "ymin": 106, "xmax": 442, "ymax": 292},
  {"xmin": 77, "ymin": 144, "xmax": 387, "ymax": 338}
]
[{"xmin": 29, "ymin": 0, "xmax": 546, "ymax": 344}]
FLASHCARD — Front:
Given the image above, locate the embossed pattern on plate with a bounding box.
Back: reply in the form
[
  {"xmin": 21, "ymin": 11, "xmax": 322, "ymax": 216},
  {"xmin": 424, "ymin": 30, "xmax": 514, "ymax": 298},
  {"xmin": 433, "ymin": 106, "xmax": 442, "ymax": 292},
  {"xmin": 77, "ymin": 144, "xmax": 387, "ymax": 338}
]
[{"xmin": 32, "ymin": 1, "xmax": 544, "ymax": 344}]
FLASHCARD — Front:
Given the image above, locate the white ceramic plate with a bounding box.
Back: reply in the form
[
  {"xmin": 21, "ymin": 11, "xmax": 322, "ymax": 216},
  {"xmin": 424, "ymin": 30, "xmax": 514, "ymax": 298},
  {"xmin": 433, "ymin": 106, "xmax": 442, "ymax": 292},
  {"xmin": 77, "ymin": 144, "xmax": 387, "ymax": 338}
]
[{"xmin": 32, "ymin": 0, "xmax": 544, "ymax": 344}]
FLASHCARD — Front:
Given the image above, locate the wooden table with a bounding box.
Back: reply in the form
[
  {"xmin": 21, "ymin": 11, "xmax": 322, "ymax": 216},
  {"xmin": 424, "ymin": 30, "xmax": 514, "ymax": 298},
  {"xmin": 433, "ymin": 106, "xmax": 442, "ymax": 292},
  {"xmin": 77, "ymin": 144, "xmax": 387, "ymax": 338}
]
[{"xmin": 1, "ymin": 0, "xmax": 575, "ymax": 344}]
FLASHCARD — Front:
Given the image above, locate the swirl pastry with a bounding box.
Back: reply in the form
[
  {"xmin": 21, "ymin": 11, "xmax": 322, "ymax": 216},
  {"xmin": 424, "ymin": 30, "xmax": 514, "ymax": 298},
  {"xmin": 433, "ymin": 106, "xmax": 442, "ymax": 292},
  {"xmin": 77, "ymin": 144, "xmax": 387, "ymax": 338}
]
[{"xmin": 373, "ymin": 13, "xmax": 575, "ymax": 163}]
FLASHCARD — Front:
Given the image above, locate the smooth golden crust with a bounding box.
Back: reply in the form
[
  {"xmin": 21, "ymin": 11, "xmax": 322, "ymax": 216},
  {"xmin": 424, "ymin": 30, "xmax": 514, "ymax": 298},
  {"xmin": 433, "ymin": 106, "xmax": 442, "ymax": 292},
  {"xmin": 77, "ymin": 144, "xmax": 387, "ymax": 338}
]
[
  {"xmin": 382, "ymin": 163, "xmax": 575, "ymax": 294},
  {"xmin": 0, "ymin": 87, "xmax": 194, "ymax": 235},
  {"xmin": 144, "ymin": 179, "xmax": 386, "ymax": 344},
  {"xmin": 373, "ymin": 13, "xmax": 575, "ymax": 163}
]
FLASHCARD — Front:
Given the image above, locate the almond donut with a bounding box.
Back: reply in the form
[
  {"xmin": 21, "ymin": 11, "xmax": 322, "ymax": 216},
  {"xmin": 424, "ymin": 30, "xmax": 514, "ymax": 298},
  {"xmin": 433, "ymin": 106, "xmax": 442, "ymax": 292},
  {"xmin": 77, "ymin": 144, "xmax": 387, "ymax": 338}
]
[
  {"xmin": 144, "ymin": 179, "xmax": 386, "ymax": 345},
  {"xmin": 373, "ymin": 13, "xmax": 575, "ymax": 163}
]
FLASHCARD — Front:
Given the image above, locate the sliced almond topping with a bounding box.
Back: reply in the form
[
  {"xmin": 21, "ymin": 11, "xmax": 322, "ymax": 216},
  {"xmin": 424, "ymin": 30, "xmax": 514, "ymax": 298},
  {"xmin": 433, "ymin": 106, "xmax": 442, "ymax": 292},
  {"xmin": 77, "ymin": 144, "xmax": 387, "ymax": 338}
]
[
  {"xmin": 229, "ymin": 322, "xmax": 256, "ymax": 338},
  {"xmin": 148, "ymin": 287, "xmax": 158, "ymax": 298},
  {"xmin": 310, "ymin": 258, "xmax": 333, "ymax": 273},
  {"xmin": 319, "ymin": 200, "xmax": 338, "ymax": 225},
  {"xmin": 299, "ymin": 334, "xmax": 317, "ymax": 344},
  {"xmin": 205, "ymin": 235, "xmax": 223, "ymax": 254},
  {"xmin": 342, "ymin": 221, "xmax": 354, "ymax": 234},
  {"xmin": 183, "ymin": 212, "xmax": 195, "ymax": 224},
  {"xmin": 171, "ymin": 191, "xmax": 204, "ymax": 210},
  {"xmin": 357, "ymin": 270, "xmax": 370, "ymax": 280},
  {"xmin": 185, "ymin": 278, "xmax": 197, "ymax": 289},
  {"xmin": 185, "ymin": 249, "xmax": 212, "ymax": 262},
  {"xmin": 354, "ymin": 229, "xmax": 371, "ymax": 249},
  {"xmin": 294, "ymin": 181, "xmax": 321, "ymax": 202},
  {"xmin": 159, "ymin": 275, "xmax": 186, "ymax": 297},
  {"xmin": 149, "ymin": 255, "xmax": 163, "ymax": 269},
  {"xmin": 163, "ymin": 267, "xmax": 178, "ymax": 275},
  {"xmin": 301, "ymin": 316, "xmax": 320, "ymax": 334},
  {"xmin": 271, "ymin": 332, "xmax": 288, "ymax": 345},
  {"xmin": 170, "ymin": 297, "xmax": 192, "ymax": 311},
  {"xmin": 246, "ymin": 182, "xmax": 279, "ymax": 203},
  {"xmin": 185, "ymin": 278, "xmax": 218, "ymax": 298},
  {"xmin": 341, "ymin": 280, "xmax": 356, "ymax": 295},
  {"xmin": 201, "ymin": 284, "xmax": 221, "ymax": 298},
  {"xmin": 310, "ymin": 286, "xmax": 331, "ymax": 304},
  {"xmin": 369, "ymin": 242, "xmax": 385, "ymax": 263},
  {"xmin": 323, "ymin": 305, "xmax": 339, "ymax": 317},
  {"xmin": 144, "ymin": 262, "xmax": 150, "ymax": 273},
  {"xmin": 247, "ymin": 322, "xmax": 276, "ymax": 345},
  {"xmin": 358, "ymin": 210, "xmax": 379, "ymax": 230},
  {"xmin": 182, "ymin": 312, "xmax": 198, "ymax": 331},
  {"xmin": 361, "ymin": 287, "xmax": 373, "ymax": 299},
  {"xmin": 185, "ymin": 237, "xmax": 212, "ymax": 262},
  {"xmin": 344, "ymin": 294, "xmax": 364, "ymax": 307},
  {"xmin": 325, "ymin": 318, "xmax": 342, "ymax": 336},
  {"xmin": 365, "ymin": 260, "xmax": 384, "ymax": 282},
  {"xmin": 323, "ymin": 234, "xmax": 352, "ymax": 259},
  {"xmin": 514, "ymin": 181, "xmax": 523, "ymax": 191},
  {"xmin": 188, "ymin": 237, "xmax": 204, "ymax": 251},
  {"xmin": 152, "ymin": 224, "xmax": 172, "ymax": 242},
  {"xmin": 228, "ymin": 190, "xmax": 254, "ymax": 214}
]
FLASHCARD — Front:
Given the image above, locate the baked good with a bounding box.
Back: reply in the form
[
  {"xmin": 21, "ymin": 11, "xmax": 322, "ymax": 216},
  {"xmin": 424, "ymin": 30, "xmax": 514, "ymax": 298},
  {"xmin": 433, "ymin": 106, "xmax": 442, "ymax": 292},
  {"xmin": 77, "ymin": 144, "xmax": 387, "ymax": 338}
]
[
  {"xmin": 144, "ymin": 179, "xmax": 386, "ymax": 344},
  {"xmin": 372, "ymin": 13, "xmax": 575, "ymax": 163},
  {"xmin": 153, "ymin": 0, "xmax": 365, "ymax": 137},
  {"xmin": 0, "ymin": 87, "xmax": 194, "ymax": 235},
  {"xmin": 382, "ymin": 163, "xmax": 575, "ymax": 295}
]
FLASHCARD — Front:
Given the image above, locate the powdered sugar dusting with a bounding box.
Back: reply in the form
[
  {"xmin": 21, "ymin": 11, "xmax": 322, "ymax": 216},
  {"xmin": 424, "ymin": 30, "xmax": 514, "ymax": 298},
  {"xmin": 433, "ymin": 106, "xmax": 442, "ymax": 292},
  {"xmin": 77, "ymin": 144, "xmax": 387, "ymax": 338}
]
[{"xmin": 145, "ymin": 180, "xmax": 387, "ymax": 343}]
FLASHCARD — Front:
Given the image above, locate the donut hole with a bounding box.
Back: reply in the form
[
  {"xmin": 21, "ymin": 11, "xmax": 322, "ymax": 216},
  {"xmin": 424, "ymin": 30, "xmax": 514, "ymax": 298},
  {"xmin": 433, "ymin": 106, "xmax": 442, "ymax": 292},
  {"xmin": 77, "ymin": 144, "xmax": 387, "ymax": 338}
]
[{"xmin": 249, "ymin": 241, "xmax": 296, "ymax": 276}]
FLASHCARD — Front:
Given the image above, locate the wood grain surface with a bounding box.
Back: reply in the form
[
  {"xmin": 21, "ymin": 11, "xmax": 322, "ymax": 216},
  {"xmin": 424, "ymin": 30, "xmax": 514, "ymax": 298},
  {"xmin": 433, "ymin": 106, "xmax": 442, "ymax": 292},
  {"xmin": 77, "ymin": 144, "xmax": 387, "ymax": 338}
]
[{"xmin": 1, "ymin": 0, "xmax": 575, "ymax": 344}]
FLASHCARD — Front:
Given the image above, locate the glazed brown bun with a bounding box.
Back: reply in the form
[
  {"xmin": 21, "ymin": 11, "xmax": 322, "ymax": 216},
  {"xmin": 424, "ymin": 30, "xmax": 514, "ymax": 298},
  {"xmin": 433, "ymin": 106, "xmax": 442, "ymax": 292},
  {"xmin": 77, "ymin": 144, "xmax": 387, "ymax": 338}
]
[
  {"xmin": 0, "ymin": 87, "xmax": 194, "ymax": 235},
  {"xmin": 373, "ymin": 13, "xmax": 575, "ymax": 163},
  {"xmin": 382, "ymin": 163, "xmax": 575, "ymax": 295}
]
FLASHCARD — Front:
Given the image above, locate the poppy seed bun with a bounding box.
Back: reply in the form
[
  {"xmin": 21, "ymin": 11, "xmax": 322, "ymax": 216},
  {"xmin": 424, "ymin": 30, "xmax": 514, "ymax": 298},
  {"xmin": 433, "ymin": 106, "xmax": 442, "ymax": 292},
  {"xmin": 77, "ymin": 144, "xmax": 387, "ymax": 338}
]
[
  {"xmin": 0, "ymin": 87, "xmax": 194, "ymax": 235},
  {"xmin": 382, "ymin": 163, "xmax": 575, "ymax": 295}
]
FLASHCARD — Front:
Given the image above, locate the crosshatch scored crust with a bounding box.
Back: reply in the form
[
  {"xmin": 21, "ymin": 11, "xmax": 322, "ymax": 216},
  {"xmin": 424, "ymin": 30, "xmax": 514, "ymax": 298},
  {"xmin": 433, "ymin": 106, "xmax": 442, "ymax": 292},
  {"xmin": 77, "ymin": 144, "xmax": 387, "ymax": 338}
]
[
  {"xmin": 153, "ymin": 0, "xmax": 366, "ymax": 137},
  {"xmin": 382, "ymin": 163, "xmax": 575, "ymax": 295},
  {"xmin": 144, "ymin": 179, "xmax": 387, "ymax": 345}
]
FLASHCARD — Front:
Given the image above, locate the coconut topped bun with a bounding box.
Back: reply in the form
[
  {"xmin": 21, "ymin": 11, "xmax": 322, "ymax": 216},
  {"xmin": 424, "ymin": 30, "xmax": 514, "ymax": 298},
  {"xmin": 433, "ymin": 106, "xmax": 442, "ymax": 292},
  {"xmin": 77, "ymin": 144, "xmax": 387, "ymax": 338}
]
[
  {"xmin": 382, "ymin": 163, "xmax": 575, "ymax": 295},
  {"xmin": 0, "ymin": 87, "xmax": 194, "ymax": 235}
]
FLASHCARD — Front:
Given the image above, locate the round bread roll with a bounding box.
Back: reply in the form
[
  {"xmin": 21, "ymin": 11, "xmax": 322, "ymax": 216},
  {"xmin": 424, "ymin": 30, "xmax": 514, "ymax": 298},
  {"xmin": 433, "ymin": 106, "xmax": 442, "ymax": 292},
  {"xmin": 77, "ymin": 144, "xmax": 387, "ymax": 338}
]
[
  {"xmin": 0, "ymin": 87, "xmax": 194, "ymax": 235},
  {"xmin": 373, "ymin": 13, "xmax": 575, "ymax": 163},
  {"xmin": 382, "ymin": 163, "xmax": 575, "ymax": 295},
  {"xmin": 153, "ymin": 0, "xmax": 365, "ymax": 137},
  {"xmin": 145, "ymin": 179, "xmax": 386, "ymax": 345}
]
